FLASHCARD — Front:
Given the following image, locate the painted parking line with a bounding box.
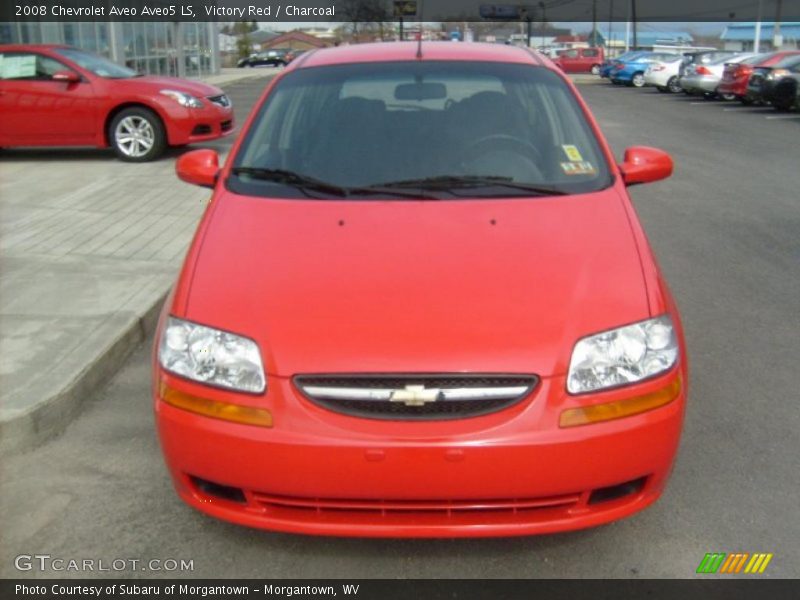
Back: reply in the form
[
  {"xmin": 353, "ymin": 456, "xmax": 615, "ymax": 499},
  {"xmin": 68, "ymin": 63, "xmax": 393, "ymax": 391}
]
[
  {"xmin": 765, "ymin": 114, "xmax": 800, "ymax": 120},
  {"xmin": 689, "ymin": 101, "xmax": 725, "ymax": 105}
]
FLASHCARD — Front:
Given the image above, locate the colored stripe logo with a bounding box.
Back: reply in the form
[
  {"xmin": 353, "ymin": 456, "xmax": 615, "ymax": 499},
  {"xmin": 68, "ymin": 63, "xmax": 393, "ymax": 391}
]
[{"xmin": 697, "ymin": 553, "xmax": 773, "ymax": 574}]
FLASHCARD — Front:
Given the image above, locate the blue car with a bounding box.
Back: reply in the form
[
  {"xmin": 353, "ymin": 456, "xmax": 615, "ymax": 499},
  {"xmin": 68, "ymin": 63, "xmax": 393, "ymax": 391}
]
[
  {"xmin": 610, "ymin": 52, "xmax": 679, "ymax": 86},
  {"xmin": 599, "ymin": 51, "xmax": 646, "ymax": 78}
]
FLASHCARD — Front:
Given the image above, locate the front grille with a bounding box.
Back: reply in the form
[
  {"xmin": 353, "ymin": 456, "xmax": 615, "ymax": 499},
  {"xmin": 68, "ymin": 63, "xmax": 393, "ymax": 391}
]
[
  {"xmin": 207, "ymin": 94, "xmax": 231, "ymax": 108},
  {"xmin": 250, "ymin": 491, "xmax": 580, "ymax": 515},
  {"xmin": 294, "ymin": 374, "xmax": 538, "ymax": 420}
]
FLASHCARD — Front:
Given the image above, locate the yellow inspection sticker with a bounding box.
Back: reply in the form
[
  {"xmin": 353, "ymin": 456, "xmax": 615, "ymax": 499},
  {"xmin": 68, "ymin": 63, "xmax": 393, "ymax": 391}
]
[{"xmin": 562, "ymin": 144, "xmax": 583, "ymax": 162}]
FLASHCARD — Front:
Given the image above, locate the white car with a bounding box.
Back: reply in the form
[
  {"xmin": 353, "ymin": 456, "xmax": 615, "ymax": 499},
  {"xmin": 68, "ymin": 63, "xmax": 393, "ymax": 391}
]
[{"xmin": 644, "ymin": 56, "xmax": 684, "ymax": 93}]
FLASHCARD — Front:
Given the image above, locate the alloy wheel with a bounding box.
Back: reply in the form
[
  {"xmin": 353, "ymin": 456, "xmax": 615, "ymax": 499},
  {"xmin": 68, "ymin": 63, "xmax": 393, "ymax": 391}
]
[{"xmin": 114, "ymin": 116, "xmax": 155, "ymax": 158}]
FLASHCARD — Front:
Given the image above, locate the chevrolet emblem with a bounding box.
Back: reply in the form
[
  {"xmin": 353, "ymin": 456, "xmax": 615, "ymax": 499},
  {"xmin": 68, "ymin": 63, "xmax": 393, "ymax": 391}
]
[{"xmin": 389, "ymin": 385, "xmax": 442, "ymax": 407}]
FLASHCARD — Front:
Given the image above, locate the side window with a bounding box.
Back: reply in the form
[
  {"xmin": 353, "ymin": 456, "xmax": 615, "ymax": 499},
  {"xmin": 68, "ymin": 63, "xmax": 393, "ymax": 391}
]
[
  {"xmin": 564, "ymin": 50, "xmax": 579, "ymax": 59},
  {"xmin": 583, "ymin": 49, "xmax": 599, "ymax": 58},
  {"xmin": 0, "ymin": 52, "xmax": 70, "ymax": 80}
]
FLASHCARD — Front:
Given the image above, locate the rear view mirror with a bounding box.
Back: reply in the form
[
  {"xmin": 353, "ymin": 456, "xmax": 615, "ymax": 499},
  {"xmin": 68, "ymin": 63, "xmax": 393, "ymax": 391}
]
[
  {"xmin": 619, "ymin": 146, "xmax": 673, "ymax": 186},
  {"xmin": 52, "ymin": 70, "xmax": 81, "ymax": 83},
  {"xmin": 176, "ymin": 149, "xmax": 219, "ymax": 189},
  {"xmin": 395, "ymin": 82, "xmax": 447, "ymax": 101}
]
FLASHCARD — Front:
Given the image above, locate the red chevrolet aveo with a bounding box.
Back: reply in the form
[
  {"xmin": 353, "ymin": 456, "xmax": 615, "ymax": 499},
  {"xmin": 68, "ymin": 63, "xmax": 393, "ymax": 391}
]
[
  {"xmin": 0, "ymin": 45, "xmax": 234, "ymax": 161},
  {"xmin": 154, "ymin": 42, "xmax": 687, "ymax": 537}
]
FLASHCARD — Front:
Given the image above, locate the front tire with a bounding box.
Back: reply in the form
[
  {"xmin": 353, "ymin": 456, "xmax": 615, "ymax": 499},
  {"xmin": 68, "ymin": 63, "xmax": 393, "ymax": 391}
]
[
  {"xmin": 631, "ymin": 72, "xmax": 645, "ymax": 88},
  {"xmin": 591, "ymin": 64, "xmax": 600, "ymax": 76},
  {"xmin": 667, "ymin": 76, "xmax": 682, "ymax": 94},
  {"xmin": 109, "ymin": 107, "xmax": 166, "ymax": 162}
]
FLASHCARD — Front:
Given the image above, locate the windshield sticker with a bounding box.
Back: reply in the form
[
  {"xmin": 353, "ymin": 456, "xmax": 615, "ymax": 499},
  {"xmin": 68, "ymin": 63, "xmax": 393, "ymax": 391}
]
[
  {"xmin": 561, "ymin": 161, "xmax": 598, "ymax": 176},
  {"xmin": 562, "ymin": 144, "xmax": 584, "ymax": 162},
  {"xmin": 1, "ymin": 55, "xmax": 36, "ymax": 79}
]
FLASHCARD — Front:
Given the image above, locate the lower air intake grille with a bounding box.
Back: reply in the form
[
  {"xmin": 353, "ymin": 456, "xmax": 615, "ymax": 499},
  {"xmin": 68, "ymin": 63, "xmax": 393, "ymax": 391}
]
[{"xmin": 294, "ymin": 374, "xmax": 538, "ymax": 420}]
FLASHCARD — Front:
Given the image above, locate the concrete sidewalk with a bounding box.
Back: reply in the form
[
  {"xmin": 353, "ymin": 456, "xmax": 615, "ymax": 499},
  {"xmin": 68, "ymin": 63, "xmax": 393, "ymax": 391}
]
[{"xmin": 0, "ymin": 69, "xmax": 274, "ymax": 453}]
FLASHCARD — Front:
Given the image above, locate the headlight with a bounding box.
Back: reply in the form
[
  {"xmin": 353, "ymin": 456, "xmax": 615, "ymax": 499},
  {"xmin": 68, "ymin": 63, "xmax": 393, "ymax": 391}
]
[
  {"xmin": 159, "ymin": 89, "xmax": 204, "ymax": 108},
  {"xmin": 567, "ymin": 315, "xmax": 678, "ymax": 394},
  {"xmin": 158, "ymin": 317, "xmax": 266, "ymax": 393}
]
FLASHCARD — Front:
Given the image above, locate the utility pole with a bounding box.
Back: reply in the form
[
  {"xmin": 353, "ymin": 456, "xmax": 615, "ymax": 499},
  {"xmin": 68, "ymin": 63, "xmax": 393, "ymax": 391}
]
[
  {"xmin": 591, "ymin": 0, "xmax": 597, "ymax": 47},
  {"xmin": 754, "ymin": 0, "xmax": 762, "ymax": 52},
  {"xmin": 631, "ymin": 0, "xmax": 637, "ymax": 49},
  {"xmin": 608, "ymin": 0, "xmax": 614, "ymax": 55}
]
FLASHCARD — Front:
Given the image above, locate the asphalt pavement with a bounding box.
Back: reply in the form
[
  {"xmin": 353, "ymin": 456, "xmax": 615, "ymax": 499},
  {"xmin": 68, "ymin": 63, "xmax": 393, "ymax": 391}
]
[{"xmin": 1, "ymin": 79, "xmax": 798, "ymax": 579}]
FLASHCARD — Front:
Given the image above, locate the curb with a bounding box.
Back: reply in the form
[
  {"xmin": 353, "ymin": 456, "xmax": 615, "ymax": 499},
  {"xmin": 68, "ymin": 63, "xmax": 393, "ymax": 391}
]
[{"xmin": 0, "ymin": 290, "xmax": 168, "ymax": 455}]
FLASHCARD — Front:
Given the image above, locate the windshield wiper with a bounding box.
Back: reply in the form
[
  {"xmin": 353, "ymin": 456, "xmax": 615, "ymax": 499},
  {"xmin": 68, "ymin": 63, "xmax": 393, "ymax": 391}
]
[
  {"xmin": 231, "ymin": 167, "xmax": 441, "ymax": 200},
  {"xmin": 374, "ymin": 175, "xmax": 568, "ymax": 197},
  {"xmin": 231, "ymin": 167, "xmax": 348, "ymax": 197}
]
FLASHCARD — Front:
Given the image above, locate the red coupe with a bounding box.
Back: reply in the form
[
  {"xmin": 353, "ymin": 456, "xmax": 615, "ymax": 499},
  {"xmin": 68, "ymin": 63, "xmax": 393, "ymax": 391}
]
[
  {"xmin": 0, "ymin": 45, "xmax": 234, "ymax": 161},
  {"xmin": 154, "ymin": 42, "xmax": 687, "ymax": 537}
]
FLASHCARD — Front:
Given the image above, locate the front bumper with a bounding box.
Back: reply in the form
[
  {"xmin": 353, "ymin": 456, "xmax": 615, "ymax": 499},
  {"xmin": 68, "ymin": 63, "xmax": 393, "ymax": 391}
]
[
  {"xmin": 161, "ymin": 101, "xmax": 235, "ymax": 146},
  {"xmin": 155, "ymin": 367, "xmax": 686, "ymax": 538}
]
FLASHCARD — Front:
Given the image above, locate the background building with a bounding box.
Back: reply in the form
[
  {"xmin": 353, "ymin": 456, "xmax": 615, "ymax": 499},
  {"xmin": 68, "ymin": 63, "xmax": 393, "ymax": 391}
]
[
  {"xmin": 0, "ymin": 21, "xmax": 220, "ymax": 78},
  {"xmin": 720, "ymin": 22, "xmax": 800, "ymax": 51}
]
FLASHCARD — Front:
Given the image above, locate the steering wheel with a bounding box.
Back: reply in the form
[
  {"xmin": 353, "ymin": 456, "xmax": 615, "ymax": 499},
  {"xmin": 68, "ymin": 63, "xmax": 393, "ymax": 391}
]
[{"xmin": 456, "ymin": 134, "xmax": 543, "ymax": 176}]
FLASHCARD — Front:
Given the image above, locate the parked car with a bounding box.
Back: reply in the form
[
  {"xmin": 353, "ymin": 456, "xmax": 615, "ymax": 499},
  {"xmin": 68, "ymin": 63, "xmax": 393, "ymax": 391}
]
[
  {"xmin": 644, "ymin": 55, "xmax": 685, "ymax": 93},
  {"xmin": 770, "ymin": 73, "xmax": 800, "ymax": 111},
  {"xmin": 237, "ymin": 48, "xmax": 294, "ymax": 68},
  {"xmin": 610, "ymin": 52, "xmax": 681, "ymax": 87},
  {"xmin": 157, "ymin": 42, "xmax": 687, "ymax": 538},
  {"xmin": 678, "ymin": 50, "xmax": 738, "ymax": 80},
  {"xmin": 554, "ymin": 46, "xmax": 605, "ymax": 74},
  {"xmin": 718, "ymin": 50, "xmax": 800, "ymax": 104},
  {"xmin": 599, "ymin": 50, "xmax": 645, "ymax": 78},
  {"xmin": 0, "ymin": 44, "xmax": 234, "ymax": 161},
  {"xmin": 679, "ymin": 53, "xmax": 756, "ymax": 99},
  {"xmin": 745, "ymin": 54, "xmax": 800, "ymax": 107}
]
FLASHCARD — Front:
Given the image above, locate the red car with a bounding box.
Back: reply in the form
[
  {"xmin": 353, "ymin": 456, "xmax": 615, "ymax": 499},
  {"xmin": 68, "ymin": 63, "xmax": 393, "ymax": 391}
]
[
  {"xmin": 717, "ymin": 50, "xmax": 800, "ymax": 104},
  {"xmin": 154, "ymin": 42, "xmax": 687, "ymax": 537},
  {"xmin": 554, "ymin": 47, "xmax": 605, "ymax": 74},
  {"xmin": 0, "ymin": 45, "xmax": 234, "ymax": 161}
]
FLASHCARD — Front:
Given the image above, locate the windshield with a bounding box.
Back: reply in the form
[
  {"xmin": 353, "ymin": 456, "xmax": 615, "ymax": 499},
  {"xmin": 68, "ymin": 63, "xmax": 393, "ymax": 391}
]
[
  {"xmin": 54, "ymin": 48, "xmax": 138, "ymax": 79},
  {"xmin": 231, "ymin": 61, "xmax": 611, "ymax": 199}
]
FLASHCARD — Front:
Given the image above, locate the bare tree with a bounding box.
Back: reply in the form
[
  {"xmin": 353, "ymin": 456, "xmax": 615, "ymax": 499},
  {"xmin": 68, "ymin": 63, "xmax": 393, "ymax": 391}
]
[{"xmin": 340, "ymin": 0, "xmax": 392, "ymax": 41}]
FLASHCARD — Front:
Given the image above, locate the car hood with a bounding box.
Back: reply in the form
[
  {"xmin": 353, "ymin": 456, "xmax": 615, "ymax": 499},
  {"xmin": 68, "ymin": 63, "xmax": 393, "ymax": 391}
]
[
  {"xmin": 112, "ymin": 75, "xmax": 224, "ymax": 97},
  {"xmin": 184, "ymin": 190, "xmax": 650, "ymax": 378}
]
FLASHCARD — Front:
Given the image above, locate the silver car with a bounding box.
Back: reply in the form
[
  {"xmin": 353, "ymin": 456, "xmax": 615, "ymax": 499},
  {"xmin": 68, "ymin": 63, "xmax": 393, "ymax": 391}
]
[{"xmin": 679, "ymin": 53, "xmax": 757, "ymax": 98}]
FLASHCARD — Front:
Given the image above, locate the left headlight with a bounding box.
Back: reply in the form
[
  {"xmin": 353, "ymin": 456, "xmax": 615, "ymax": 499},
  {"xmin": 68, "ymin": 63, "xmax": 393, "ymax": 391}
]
[
  {"xmin": 158, "ymin": 317, "xmax": 266, "ymax": 393},
  {"xmin": 159, "ymin": 89, "xmax": 204, "ymax": 108},
  {"xmin": 567, "ymin": 315, "xmax": 679, "ymax": 394}
]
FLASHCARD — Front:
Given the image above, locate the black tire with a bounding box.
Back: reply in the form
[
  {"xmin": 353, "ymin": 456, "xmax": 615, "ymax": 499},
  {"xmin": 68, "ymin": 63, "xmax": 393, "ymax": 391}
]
[
  {"xmin": 590, "ymin": 64, "xmax": 600, "ymax": 76},
  {"xmin": 657, "ymin": 86, "xmax": 668, "ymax": 93},
  {"xmin": 631, "ymin": 72, "xmax": 645, "ymax": 88},
  {"xmin": 108, "ymin": 107, "xmax": 166, "ymax": 162},
  {"xmin": 740, "ymin": 96, "xmax": 754, "ymax": 106},
  {"xmin": 702, "ymin": 92, "xmax": 716, "ymax": 101},
  {"xmin": 667, "ymin": 76, "xmax": 682, "ymax": 94}
]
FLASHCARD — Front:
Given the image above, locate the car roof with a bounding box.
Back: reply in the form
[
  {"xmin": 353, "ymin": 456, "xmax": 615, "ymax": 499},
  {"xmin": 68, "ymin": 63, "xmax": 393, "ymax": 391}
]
[
  {"xmin": 0, "ymin": 44, "xmax": 71, "ymax": 52},
  {"xmin": 296, "ymin": 42, "xmax": 549, "ymax": 70}
]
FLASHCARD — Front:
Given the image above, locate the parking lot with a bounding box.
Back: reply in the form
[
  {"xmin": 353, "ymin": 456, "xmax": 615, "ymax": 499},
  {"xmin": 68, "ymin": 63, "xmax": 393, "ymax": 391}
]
[{"xmin": 1, "ymin": 75, "xmax": 798, "ymax": 579}]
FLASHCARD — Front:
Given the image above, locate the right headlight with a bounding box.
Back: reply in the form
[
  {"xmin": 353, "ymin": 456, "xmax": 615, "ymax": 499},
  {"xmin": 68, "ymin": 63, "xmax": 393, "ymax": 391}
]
[
  {"xmin": 158, "ymin": 317, "xmax": 266, "ymax": 393},
  {"xmin": 567, "ymin": 315, "xmax": 678, "ymax": 394}
]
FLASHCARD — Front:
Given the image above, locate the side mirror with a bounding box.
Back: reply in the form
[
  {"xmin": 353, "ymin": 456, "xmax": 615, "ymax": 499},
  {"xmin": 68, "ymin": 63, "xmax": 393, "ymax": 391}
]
[
  {"xmin": 52, "ymin": 70, "xmax": 81, "ymax": 83},
  {"xmin": 176, "ymin": 149, "xmax": 219, "ymax": 188},
  {"xmin": 619, "ymin": 146, "xmax": 673, "ymax": 186}
]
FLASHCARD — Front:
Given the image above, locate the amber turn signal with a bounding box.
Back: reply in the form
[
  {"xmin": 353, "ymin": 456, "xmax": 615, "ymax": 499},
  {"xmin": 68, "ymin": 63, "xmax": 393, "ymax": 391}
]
[
  {"xmin": 160, "ymin": 382, "xmax": 273, "ymax": 427},
  {"xmin": 560, "ymin": 377, "xmax": 681, "ymax": 428}
]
